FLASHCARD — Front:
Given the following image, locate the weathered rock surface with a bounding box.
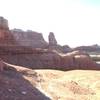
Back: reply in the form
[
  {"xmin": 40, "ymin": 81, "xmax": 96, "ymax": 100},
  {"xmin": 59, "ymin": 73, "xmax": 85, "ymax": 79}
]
[
  {"xmin": 0, "ymin": 64, "xmax": 50, "ymax": 100},
  {"xmin": 0, "ymin": 16, "xmax": 9, "ymax": 30},
  {"xmin": 48, "ymin": 32, "xmax": 57, "ymax": 45},
  {"xmin": 74, "ymin": 44, "xmax": 100, "ymax": 52},
  {"xmin": 1, "ymin": 63, "xmax": 100, "ymax": 100},
  {"xmin": 62, "ymin": 45, "xmax": 72, "ymax": 53},
  {"xmin": 47, "ymin": 44, "xmax": 63, "ymax": 53},
  {"xmin": 0, "ymin": 17, "xmax": 16, "ymax": 46},
  {"xmin": 48, "ymin": 32, "xmax": 72, "ymax": 53},
  {"xmin": 0, "ymin": 16, "xmax": 72, "ymax": 53},
  {"xmin": 47, "ymin": 44, "xmax": 72, "ymax": 53},
  {"xmin": 0, "ymin": 16, "xmax": 100, "ymax": 100},
  {"xmin": 0, "ymin": 46, "xmax": 99, "ymax": 70},
  {"xmin": 11, "ymin": 29, "xmax": 48, "ymax": 48},
  {"xmin": 0, "ymin": 58, "xmax": 5, "ymax": 71},
  {"xmin": 61, "ymin": 51, "xmax": 98, "ymax": 70},
  {"xmin": 0, "ymin": 17, "xmax": 48, "ymax": 48},
  {"xmin": 0, "ymin": 16, "xmax": 99, "ymax": 71}
]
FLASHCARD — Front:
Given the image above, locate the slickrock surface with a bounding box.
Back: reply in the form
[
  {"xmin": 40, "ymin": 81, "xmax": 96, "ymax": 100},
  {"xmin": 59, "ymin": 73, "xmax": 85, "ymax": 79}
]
[{"xmin": 0, "ymin": 63, "xmax": 50, "ymax": 100}]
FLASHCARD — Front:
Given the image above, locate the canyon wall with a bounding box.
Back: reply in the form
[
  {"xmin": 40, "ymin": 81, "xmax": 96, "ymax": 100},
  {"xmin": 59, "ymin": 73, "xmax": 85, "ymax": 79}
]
[
  {"xmin": 0, "ymin": 16, "xmax": 99, "ymax": 71},
  {"xmin": 11, "ymin": 29, "xmax": 48, "ymax": 48}
]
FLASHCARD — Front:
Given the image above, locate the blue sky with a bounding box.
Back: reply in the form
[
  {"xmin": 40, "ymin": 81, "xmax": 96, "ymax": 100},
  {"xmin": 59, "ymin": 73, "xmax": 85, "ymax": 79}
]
[
  {"xmin": 0, "ymin": 0, "xmax": 100, "ymax": 47},
  {"xmin": 81, "ymin": 0, "xmax": 100, "ymax": 5}
]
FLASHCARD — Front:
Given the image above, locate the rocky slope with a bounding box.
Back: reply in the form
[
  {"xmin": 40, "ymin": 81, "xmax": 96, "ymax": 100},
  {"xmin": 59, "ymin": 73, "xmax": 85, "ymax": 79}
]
[
  {"xmin": 0, "ymin": 63, "xmax": 100, "ymax": 100},
  {"xmin": 0, "ymin": 63, "xmax": 50, "ymax": 100}
]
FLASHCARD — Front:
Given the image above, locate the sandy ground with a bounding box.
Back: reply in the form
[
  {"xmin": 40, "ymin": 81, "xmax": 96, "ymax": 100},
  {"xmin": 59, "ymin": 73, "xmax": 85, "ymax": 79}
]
[{"xmin": 36, "ymin": 70, "xmax": 100, "ymax": 100}]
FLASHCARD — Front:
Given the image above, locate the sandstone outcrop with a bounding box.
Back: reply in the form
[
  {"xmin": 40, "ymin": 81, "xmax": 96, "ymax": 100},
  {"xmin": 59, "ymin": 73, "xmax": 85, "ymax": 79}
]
[
  {"xmin": 0, "ymin": 16, "xmax": 72, "ymax": 53},
  {"xmin": 0, "ymin": 17, "xmax": 48, "ymax": 48},
  {"xmin": 1, "ymin": 47, "xmax": 99, "ymax": 70},
  {"xmin": 49, "ymin": 32, "xmax": 57, "ymax": 45},
  {"xmin": 0, "ymin": 16, "xmax": 99, "ymax": 71},
  {"xmin": 0, "ymin": 17, "xmax": 9, "ymax": 30},
  {"xmin": 63, "ymin": 51, "xmax": 97, "ymax": 70},
  {"xmin": 0, "ymin": 58, "xmax": 4, "ymax": 71},
  {"xmin": 48, "ymin": 32, "xmax": 71, "ymax": 53},
  {"xmin": 62, "ymin": 45, "xmax": 72, "ymax": 53},
  {"xmin": 74, "ymin": 44, "xmax": 100, "ymax": 52},
  {"xmin": 11, "ymin": 29, "xmax": 48, "ymax": 48},
  {"xmin": 0, "ymin": 17, "xmax": 16, "ymax": 46}
]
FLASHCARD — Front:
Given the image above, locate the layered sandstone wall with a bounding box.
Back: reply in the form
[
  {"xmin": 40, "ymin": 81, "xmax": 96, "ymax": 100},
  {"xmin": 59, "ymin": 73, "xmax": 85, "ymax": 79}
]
[
  {"xmin": 0, "ymin": 16, "xmax": 99, "ymax": 71},
  {"xmin": 0, "ymin": 16, "xmax": 71, "ymax": 52},
  {"xmin": 0, "ymin": 17, "xmax": 16, "ymax": 46},
  {"xmin": 11, "ymin": 29, "xmax": 48, "ymax": 48},
  {"xmin": 0, "ymin": 47, "xmax": 99, "ymax": 70}
]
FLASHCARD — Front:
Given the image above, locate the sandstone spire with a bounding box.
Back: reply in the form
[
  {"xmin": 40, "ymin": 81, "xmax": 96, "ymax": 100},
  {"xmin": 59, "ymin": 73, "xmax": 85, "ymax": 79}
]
[{"xmin": 48, "ymin": 32, "xmax": 57, "ymax": 45}]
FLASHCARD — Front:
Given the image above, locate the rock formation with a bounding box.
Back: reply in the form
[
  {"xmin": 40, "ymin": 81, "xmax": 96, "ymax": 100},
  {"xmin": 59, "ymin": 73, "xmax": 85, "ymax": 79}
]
[
  {"xmin": 74, "ymin": 44, "xmax": 100, "ymax": 52},
  {"xmin": 0, "ymin": 58, "xmax": 4, "ymax": 71},
  {"xmin": 0, "ymin": 17, "xmax": 15, "ymax": 46},
  {"xmin": 0, "ymin": 16, "xmax": 72, "ymax": 53},
  {"xmin": 60, "ymin": 51, "xmax": 97, "ymax": 70},
  {"xmin": 1, "ymin": 47, "xmax": 99, "ymax": 70},
  {"xmin": 0, "ymin": 16, "xmax": 99, "ymax": 71},
  {"xmin": 62, "ymin": 45, "xmax": 72, "ymax": 53},
  {"xmin": 48, "ymin": 32, "xmax": 72, "ymax": 53},
  {"xmin": 0, "ymin": 17, "xmax": 9, "ymax": 30},
  {"xmin": 48, "ymin": 32, "xmax": 57, "ymax": 45},
  {"xmin": 0, "ymin": 17, "xmax": 48, "ymax": 48},
  {"xmin": 11, "ymin": 29, "xmax": 48, "ymax": 48}
]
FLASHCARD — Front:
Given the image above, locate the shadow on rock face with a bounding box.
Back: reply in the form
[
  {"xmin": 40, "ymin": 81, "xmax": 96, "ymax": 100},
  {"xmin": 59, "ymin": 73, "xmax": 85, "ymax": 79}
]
[{"xmin": 0, "ymin": 66, "xmax": 51, "ymax": 100}]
